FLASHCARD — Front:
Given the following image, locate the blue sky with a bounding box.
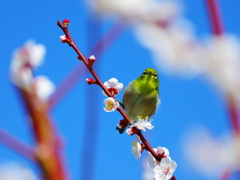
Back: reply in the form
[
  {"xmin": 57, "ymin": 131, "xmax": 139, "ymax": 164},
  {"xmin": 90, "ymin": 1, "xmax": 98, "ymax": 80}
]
[{"xmin": 1, "ymin": 0, "xmax": 240, "ymax": 180}]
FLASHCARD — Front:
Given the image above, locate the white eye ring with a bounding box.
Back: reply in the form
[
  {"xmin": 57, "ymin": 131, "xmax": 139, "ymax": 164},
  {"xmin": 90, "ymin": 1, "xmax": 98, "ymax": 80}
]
[
  {"xmin": 154, "ymin": 73, "xmax": 158, "ymax": 79},
  {"xmin": 142, "ymin": 71, "xmax": 147, "ymax": 77}
]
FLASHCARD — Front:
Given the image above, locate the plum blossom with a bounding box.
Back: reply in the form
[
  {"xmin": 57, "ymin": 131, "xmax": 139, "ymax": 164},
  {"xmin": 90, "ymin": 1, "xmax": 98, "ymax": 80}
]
[
  {"xmin": 103, "ymin": 97, "xmax": 119, "ymax": 112},
  {"xmin": 33, "ymin": 76, "xmax": 55, "ymax": 101},
  {"xmin": 132, "ymin": 135, "xmax": 143, "ymax": 159},
  {"xmin": 102, "ymin": 78, "xmax": 123, "ymax": 96},
  {"xmin": 153, "ymin": 157, "xmax": 177, "ymax": 180},
  {"xmin": 130, "ymin": 121, "xmax": 154, "ymax": 131},
  {"xmin": 10, "ymin": 40, "xmax": 46, "ymax": 87},
  {"xmin": 147, "ymin": 146, "xmax": 170, "ymax": 169},
  {"xmin": 127, "ymin": 116, "xmax": 154, "ymax": 133}
]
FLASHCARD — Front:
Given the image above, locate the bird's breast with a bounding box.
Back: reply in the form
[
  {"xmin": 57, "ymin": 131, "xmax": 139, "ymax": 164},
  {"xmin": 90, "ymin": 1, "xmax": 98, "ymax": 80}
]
[{"xmin": 122, "ymin": 82, "xmax": 159, "ymax": 120}]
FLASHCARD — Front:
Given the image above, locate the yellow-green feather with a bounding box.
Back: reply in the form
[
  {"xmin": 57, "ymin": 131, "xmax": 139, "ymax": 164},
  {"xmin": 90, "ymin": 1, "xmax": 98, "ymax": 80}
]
[{"xmin": 122, "ymin": 68, "xmax": 160, "ymax": 120}]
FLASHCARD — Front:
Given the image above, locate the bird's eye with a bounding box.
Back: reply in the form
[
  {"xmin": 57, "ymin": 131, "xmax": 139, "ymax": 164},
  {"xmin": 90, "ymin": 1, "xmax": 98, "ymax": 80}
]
[
  {"xmin": 154, "ymin": 73, "xmax": 158, "ymax": 79},
  {"xmin": 142, "ymin": 71, "xmax": 147, "ymax": 77}
]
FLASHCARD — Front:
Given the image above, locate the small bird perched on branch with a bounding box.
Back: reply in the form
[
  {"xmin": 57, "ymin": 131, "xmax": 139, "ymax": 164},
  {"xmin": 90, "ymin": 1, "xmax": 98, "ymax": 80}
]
[{"xmin": 117, "ymin": 68, "xmax": 160, "ymax": 134}]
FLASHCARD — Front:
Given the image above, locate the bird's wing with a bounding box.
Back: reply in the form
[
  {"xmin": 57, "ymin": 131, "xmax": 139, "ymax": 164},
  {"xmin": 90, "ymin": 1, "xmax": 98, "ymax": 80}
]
[{"xmin": 122, "ymin": 81, "xmax": 141, "ymax": 119}]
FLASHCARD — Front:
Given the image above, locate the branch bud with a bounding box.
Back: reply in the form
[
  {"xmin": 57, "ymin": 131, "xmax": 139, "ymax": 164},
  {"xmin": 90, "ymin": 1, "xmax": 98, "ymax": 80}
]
[
  {"xmin": 63, "ymin": 19, "xmax": 70, "ymax": 27},
  {"xmin": 86, "ymin": 78, "xmax": 96, "ymax": 85},
  {"xmin": 60, "ymin": 35, "xmax": 70, "ymax": 43},
  {"xmin": 88, "ymin": 55, "xmax": 96, "ymax": 68}
]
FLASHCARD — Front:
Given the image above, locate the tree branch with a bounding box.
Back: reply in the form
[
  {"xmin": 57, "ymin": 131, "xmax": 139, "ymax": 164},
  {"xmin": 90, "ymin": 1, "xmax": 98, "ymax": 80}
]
[{"xmin": 57, "ymin": 19, "xmax": 177, "ymax": 180}]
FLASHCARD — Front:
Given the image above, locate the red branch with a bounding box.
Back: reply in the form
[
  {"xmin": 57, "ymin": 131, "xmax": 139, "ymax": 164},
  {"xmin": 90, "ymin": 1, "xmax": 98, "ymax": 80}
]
[
  {"xmin": 57, "ymin": 19, "xmax": 177, "ymax": 179},
  {"xmin": 57, "ymin": 20, "xmax": 132, "ymax": 122},
  {"xmin": 49, "ymin": 20, "xmax": 126, "ymax": 108},
  {"xmin": 205, "ymin": 0, "xmax": 224, "ymax": 36}
]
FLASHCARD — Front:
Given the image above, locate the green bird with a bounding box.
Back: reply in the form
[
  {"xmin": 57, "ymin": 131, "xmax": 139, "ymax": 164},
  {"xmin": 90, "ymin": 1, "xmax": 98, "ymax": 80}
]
[{"xmin": 117, "ymin": 68, "xmax": 160, "ymax": 134}]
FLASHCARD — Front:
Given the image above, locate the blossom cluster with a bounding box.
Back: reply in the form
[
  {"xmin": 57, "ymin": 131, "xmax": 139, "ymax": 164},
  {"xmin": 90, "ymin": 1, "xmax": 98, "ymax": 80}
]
[
  {"xmin": 100, "ymin": 78, "xmax": 177, "ymax": 180},
  {"xmin": 132, "ymin": 135, "xmax": 177, "ymax": 180},
  {"xmin": 10, "ymin": 40, "xmax": 55, "ymax": 101}
]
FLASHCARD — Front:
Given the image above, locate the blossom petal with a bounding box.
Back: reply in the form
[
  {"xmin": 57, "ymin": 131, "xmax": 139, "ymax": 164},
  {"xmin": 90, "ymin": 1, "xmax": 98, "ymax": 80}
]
[{"xmin": 103, "ymin": 97, "xmax": 119, "ymax": 112}]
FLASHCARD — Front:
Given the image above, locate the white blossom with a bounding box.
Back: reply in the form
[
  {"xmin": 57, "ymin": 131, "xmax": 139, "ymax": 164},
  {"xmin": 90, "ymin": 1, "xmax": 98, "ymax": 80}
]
[
  {"xmin": 102, "ymin": 78, "xmax": 123, "ymax": 96},
  {"xmin": 130, "ymin": 121, "xmax": 154, "ymax": 131},
  {"xmin": 147, "ymin": 147, "xmax": 170, "ymax": 169},
  {"xmin": 153, "ymin": 157, "xmax": 177, "ymax": 180},
  {"xmin": 132, "ymin": 135, "xmax": 142, "ymax": 159},
  {"xmin": 103, "ymin": 97, "xmax": 119, "ymax": 112}
]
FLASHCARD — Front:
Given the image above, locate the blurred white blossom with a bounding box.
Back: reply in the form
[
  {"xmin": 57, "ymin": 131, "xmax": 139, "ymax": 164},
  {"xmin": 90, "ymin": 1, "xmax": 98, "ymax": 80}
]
[
  {"xmin": 0, "ymin": 162, "xmax": 38, "ymax": 180},
  {"xmin": 202, "ymin": 35, "xmax": 240, "ymax": 101},
  {"xmin": 10, "ymin": 40, "xmax": 46, "ymax": 87},
  {"xmin": 183, "ymin": 127, "xmax": 240, "ymax": 176},
  {"xmin": 135, "ymin": 20, "xmax": 203, "ymax": 76},
  {"xmin": 87, "ymin": 0, "xmax": 180, "ymax": 23},
  {"xmin": 142, "ymin": 158, "xmax": 155, "ymax": 180},
  {"xmin": 33, "ymin": 76, "xmax": 55, "ymax": 101}
]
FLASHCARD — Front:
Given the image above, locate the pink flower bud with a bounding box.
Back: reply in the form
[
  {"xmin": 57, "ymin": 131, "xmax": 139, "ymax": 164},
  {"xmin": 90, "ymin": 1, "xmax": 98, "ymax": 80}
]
[
  {"xmin": 63, "ymin": 19, "xmax": 70, "ymax": 27},
  {"xmin": 117, "ymin": 119, "xmax": 128, "ymax": 129},
  {"xmin": 60, "ymin": 35, "xmax": 69, "ymax": 43},
  {"xmin": 126, "ymin": 127, "xmax": 138, "ymax": 136},
  {"xmin": 88, "ymin": 55, "xmax": 96, "ymax": 67},
  {"xmin": 86, "ymin": 78, "xmax": 96, "ymax": 85}
]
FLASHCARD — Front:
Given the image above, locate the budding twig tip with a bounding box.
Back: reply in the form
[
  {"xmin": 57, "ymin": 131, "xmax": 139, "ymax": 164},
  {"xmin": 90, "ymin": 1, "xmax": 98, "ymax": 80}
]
[{"xmin": 87, "ymin": 55, "xmax": 96, "ymax": 68}]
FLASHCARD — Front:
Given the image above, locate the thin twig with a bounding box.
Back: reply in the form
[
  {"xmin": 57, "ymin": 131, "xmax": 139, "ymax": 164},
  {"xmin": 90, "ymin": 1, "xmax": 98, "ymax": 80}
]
[
  {"xmin": 57, "ymin": 19, "xmax": 171, "ymax": 175},
  {"xmin": 48, "ymin": 20, "xmax": 126, "ymax": 109},
  {"xmin": 205, "ymin": 0, "xmax": 224, "ymax": 35}
]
